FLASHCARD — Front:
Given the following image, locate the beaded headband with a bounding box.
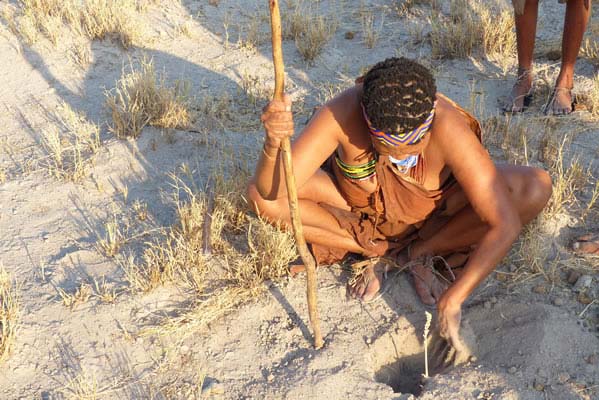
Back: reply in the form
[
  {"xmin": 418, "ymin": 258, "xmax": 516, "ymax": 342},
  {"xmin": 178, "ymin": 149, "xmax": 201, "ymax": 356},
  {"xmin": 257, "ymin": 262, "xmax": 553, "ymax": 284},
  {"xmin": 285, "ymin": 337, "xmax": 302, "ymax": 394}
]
[{"xmin": 361, "ymin": 101, "xmax": 437, "ymax": 146}]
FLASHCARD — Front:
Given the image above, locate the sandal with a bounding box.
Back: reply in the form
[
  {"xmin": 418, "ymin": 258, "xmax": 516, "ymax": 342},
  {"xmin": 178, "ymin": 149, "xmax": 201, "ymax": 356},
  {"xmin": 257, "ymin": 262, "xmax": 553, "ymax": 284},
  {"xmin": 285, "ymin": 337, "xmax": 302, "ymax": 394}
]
[
  {"xmin": 502, "ymin": 68, "xmax": 534, "ymax": 113},
  {"xmin": 408, "ymin": 255, "xmax": 455, "ymax": 306},
  {"xmin": 543, "ymin": 86, "xmax": 576, "ymax": 115},
  {"xmin": 347, "ymin": 258, "xmax": 399, "ymax": 303}
]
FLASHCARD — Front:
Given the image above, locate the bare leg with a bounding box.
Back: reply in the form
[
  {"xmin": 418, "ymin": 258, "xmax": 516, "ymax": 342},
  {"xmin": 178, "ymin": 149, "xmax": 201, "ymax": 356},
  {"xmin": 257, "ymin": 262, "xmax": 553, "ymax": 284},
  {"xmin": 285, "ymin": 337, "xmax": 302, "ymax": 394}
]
[
  {"xmin": 407, "ymin": 165, "xmax": 551, "ymax": 304},
  {"xmin": 547, "ymin": 0, "xmax": 592, "ymax": 115},
  {"xmin": 248, "ymin": 169, "xmax": 365, "ymax": 255},
  {"xmin": 351, "ymin": 165, "xmax": 551, "ymax": 303},
  {"xmin": 503, "ymin": 0, "xmax": 538, "ymax": 112}
]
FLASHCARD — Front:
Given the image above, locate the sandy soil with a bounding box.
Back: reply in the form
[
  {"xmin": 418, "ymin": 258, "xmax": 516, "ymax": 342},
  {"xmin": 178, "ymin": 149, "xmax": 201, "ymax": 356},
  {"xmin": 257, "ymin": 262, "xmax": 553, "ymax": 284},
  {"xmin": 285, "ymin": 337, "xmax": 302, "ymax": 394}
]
[{"xmin": 0, "ymin": 0, "xmax": 598, "ymax": 399}]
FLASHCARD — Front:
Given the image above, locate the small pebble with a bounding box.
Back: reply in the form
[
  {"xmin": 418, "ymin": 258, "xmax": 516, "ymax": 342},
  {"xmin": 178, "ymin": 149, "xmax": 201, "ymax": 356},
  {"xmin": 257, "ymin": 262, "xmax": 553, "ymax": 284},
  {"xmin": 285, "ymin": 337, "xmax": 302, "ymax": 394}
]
[
  {"xmin": 365, "ymin": 337, "xmax": 372, "ymax": 345},
  {"xmin": 533, "ymin": 381, "xmax": 545, "ymax": 391},
  {"xmin": 567, "ymin": 270, "xmax": 581, "ymax": 285},
  {"xmin": 490, "ymin": 296, "xmax": 498, "ymax": 304},
  {"xmin": 508, "ymin": 366, "xmax": 518, "ymax": 374},
  {"xmin": 587, "ymin": 354, "xmax": 598, "ymax": 365},
  {"xmin": 577, "ymin": 292, "xmax": 593, "ymax": 305},
  {"xmin": 344, "ymin": 31, "xmax": 355, "ymax": 40},
  {"xmin": 180, "ymin": 345, "xmax": 190, "ymax": 354},
  {"xmin": 267, "ymin": 374, "xmax": 274, "ymax": 382},
  {"xmin": 532, "ymin": 284, "xmax": 547, "ymax": 294},
  {"xmin": 552, "ymin": 297, "xmax": 565, "ymax": 306},
  {"xmin": 558, "ymin": 372, "xmax": 570, "ymax": 384},
  {"xmin": 574, "ymin": 275, "xmax": 593, "ymax": 292}
]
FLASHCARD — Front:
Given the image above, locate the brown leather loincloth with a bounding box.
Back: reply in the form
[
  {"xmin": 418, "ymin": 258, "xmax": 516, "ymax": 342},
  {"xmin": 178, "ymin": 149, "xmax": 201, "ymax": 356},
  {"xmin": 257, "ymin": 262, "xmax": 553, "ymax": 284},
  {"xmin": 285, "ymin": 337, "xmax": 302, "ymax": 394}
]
[{"xmin": 311, "ymin": 95, "xmax": 483, "ymax": 265}]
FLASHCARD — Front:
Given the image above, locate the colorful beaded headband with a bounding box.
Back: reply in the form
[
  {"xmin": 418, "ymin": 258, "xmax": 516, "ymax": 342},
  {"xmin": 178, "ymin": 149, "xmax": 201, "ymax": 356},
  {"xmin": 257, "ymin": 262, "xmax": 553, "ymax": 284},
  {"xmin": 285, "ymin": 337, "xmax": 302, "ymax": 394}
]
[{"xmin": 361, "ymin": 101, "xmax": 437, "ymax": 146}]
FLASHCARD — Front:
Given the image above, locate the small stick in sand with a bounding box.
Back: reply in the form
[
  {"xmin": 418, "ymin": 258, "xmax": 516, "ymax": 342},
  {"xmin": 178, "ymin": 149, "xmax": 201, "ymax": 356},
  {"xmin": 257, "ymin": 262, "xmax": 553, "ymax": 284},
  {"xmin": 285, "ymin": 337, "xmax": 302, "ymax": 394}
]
[
  {"xmin": 423, "ymin": 311, "xmax": 432, "ymax": 378},
  {"xmin": 202, "ymin": 179, "xmax": 215, "ymax": 256}
]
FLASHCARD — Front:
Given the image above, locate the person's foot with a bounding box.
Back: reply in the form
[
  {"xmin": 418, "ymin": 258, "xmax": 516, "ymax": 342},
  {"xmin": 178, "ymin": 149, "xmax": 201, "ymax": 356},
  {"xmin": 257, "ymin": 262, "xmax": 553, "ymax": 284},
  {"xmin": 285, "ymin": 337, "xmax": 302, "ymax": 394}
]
[
  {"xmin": 502, "ymin": 68, "xmax": 533, "ymax": 113},
  {"xmin": 347, "ymin": 260, "xmax": 389, "ymax": 302},
  {"xmin": 409, "ymin": 260, "xmax": 450, "ymax": 306},
  {"xmin": 347, "ymin": 252, "xmax": 409, "ymax": 302},
  {"xmin": 544, "ymin": 87, "xmax": 574, "ymax": 115},
  {"xmin": 572, "ymin": 233, "xmax": 599, "ymax": 255}
]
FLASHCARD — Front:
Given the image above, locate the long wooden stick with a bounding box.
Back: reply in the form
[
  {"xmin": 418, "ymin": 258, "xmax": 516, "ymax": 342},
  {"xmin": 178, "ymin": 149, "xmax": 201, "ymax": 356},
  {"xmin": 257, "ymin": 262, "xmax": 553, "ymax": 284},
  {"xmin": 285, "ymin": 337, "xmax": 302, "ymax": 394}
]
[{"xmin": 268, "ymin": 0, "xmax": 323, "ymax": 349}]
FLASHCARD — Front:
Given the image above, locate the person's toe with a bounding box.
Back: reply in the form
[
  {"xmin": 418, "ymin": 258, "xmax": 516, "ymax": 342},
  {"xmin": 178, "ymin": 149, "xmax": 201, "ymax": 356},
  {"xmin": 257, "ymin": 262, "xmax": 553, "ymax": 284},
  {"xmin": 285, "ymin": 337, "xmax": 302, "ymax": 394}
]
[
  {"xmin": 414, "ymin": 280, "xmax": 436, "ymax": 305},
  {"xmin": 361, "ymin": 280, "xmax": 381, "ymax": 302}
]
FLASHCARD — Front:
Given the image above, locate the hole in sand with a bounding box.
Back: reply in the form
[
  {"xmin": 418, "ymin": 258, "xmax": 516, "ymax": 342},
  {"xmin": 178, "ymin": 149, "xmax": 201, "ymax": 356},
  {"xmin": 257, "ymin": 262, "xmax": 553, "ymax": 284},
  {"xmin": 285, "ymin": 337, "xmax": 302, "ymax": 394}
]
[
  {"xmin": 375, "ymin": 352, "xmax": 425, "ymax": 396},
  {"xmin": 370, "ymin": 317, "xmax": 427, "ymax": 396}
]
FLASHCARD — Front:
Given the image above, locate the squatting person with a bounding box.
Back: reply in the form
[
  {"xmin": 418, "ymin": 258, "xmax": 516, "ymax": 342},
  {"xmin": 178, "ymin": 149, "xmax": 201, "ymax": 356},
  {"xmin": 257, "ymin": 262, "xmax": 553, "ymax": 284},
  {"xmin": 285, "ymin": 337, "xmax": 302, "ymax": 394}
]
[{"xmin": 248, "ymin": 58, "xmax": 552, "ymax": 350}]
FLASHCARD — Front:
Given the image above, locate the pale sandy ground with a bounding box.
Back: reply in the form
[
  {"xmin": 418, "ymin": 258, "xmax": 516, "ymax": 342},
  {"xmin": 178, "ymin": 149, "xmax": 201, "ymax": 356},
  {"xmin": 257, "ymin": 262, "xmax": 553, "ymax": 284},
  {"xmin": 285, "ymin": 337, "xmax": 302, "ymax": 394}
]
[{"xmin": 0, "ymin": 0, "xmax": 598, "ymax": 399}]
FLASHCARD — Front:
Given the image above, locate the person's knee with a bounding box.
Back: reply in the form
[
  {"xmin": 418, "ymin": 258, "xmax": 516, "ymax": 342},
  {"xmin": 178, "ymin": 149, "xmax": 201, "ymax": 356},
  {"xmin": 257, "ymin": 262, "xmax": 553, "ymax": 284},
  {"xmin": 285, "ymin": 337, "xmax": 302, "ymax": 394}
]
[
  {"xmin": 246, "ymin": 180, "xmax": 286, "ymax": 222},
  {"xmin": 523, "ymin": 167, "xmax": 552, "ymax": 212}
]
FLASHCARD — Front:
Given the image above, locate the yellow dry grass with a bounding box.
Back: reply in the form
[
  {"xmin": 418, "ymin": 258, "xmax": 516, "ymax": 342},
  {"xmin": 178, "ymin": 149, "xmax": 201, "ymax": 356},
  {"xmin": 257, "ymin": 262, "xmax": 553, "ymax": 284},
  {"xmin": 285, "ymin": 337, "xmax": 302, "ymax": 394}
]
[
  {"xmin": 41, "ymin": 101, "xmax": 101, "ymax": 182},
  {"xmin": 283, "ymin": 1, "xmax": 337, "ymax": 63},
  {"xmin": 0, "ymin": 265, "xmax": 19, "ymax": 364},
  {"xmin": 7, "ymin": 0, "xmax": 162, "ymax": 48},
  {"xmin": 105, "ymin": 58, "xmax": 195, "ymax": 139},
  {"xmin": 430, "ymin": 0, "xmax": 515, "ymax": 62}
]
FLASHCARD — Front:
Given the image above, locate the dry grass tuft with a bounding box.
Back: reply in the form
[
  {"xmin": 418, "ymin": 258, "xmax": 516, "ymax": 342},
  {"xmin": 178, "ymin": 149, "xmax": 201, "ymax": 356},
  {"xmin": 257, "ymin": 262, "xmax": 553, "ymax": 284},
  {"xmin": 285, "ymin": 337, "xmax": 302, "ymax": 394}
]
[
  {"xmin": 0, "ymin": 265, "xmax": 19, "ymax": 363},
  {"xmin": 481, "ymin": 115, "xmax": 531, "ymax": 164},
  {"xmin": 360, "ymin": 8, "xmax": 385, "ymax": 49},
  {"xmin": 41, "ymin": 102, "xmax": 101, "ymax": 182},
  {"xmin": 581, "ymin": 37, "xmax": 599, "ymax": 66},
  {"xmin": 57, "ymin": 283, "xmax": 92, "ymax": 309},
  {"xmin": 127, "ymin": 155, "xmax": 296, "ymax": 336},
  {"xmin": 63, "ymin": 370, "xmax": 99, "ymax": 400},
  {"xmin": 283, "ymin": 1, "xmax": 337, "ymax": 63},
  {"xmin": 105, "ymin": 58, "xmax": 195, "ymax": 139},
  {"xmin": 544, "ymin": 140, "xmax": 587, "ymax": 219},
  {"xmin": 8, "ymin": 0, "xmax": 161, "ymax": 48},
  {"xmin": 430, "ymin": 0, "xmax": 515, "ymax": 62},
  {"xmin": 587, "ymin": 74, "xmax": 599, "ymax": 118}
]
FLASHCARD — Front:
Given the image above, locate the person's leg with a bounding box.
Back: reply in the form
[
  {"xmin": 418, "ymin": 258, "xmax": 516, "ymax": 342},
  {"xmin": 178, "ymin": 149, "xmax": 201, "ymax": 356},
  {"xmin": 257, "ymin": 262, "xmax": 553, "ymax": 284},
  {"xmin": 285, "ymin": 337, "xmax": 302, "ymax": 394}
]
[
  {"xmin": 247, "ymin": 169, "xmax": 365, "ymax": 255},
  {"xmin": 504, "ymin": 0, "xmax": 539, "ymax": 112},
  {"xmin": 547, "ymin": 0, "xmax": 592, "ymax": 115},
  {"xmin": 407, "ymin": 165, "xmax": 551, "ymax": 304}
]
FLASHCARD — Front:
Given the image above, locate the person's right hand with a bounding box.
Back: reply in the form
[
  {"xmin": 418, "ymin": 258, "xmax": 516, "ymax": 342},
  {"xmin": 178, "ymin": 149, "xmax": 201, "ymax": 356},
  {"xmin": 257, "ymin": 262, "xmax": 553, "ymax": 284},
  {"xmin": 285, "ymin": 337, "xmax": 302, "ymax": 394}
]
[{"xmin": 260, "ymin": 94, "xmax": 294, "ymax": 149}]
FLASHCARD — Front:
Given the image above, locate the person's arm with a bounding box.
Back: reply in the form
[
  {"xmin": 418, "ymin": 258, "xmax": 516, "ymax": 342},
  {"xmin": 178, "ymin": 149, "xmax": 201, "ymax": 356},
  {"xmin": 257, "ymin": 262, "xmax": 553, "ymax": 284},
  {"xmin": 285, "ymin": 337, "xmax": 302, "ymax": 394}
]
[
  {"xmin": 255, "ymin": 91, "xmax": 348, "ymax": 200},
  {"xmin": 439, "ymin": 117, "xmax": 521, "ymax": 307},
  {"xmin": 433, "ymin": 109, "xmax": 522, "ymax": 349}
]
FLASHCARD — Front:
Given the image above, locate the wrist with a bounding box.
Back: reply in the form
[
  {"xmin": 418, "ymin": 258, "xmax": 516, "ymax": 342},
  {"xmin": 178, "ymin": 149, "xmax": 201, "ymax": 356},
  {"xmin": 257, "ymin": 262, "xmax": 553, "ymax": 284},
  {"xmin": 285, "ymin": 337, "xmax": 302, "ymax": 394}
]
[
  {"xmin": 262, "ymin": 142, "xmax": 279, "ymax": 161},
  {"xmin": 264, "ymin": 138, "xmax": 280, "ymax": 150}
]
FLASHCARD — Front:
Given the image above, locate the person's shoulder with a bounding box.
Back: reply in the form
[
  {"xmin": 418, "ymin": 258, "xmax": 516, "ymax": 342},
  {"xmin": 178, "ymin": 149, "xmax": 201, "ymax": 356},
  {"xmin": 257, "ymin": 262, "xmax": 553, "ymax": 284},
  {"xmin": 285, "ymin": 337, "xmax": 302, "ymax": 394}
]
[
  {"xmin": 433, "ymin": 93, "xmax": 475, "ymax": 137},
  {"xmin": 326, "ymin": 84, "xmax": 361, "ymax": 112}
]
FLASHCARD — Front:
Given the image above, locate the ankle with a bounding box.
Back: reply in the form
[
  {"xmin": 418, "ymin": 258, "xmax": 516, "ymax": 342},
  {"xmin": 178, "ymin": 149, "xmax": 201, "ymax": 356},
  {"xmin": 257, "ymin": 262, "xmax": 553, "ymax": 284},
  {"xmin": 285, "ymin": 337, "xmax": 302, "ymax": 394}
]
[{"xmin": 555, "ymin": 70, "xmax": 573, "ymax": 89}]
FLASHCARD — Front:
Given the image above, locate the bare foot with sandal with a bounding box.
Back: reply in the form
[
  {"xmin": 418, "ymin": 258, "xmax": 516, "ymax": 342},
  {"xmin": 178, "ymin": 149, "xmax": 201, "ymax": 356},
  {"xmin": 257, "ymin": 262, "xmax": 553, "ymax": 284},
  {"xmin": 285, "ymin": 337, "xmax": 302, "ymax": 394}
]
[
  {"xmin": 502, "ymin": 68, "xmax": 533, "ymax": 113},
  {"xmin": 505, "ymin": 0, "xmax": 591, "ymax": 116}
]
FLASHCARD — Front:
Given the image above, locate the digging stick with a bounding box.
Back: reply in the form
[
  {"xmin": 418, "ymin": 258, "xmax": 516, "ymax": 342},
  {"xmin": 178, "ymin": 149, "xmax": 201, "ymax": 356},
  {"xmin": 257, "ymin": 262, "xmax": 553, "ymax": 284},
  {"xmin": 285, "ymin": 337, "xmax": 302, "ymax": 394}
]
[{"xmin": 268, "ymin": 0, "xmax": 323, "ymax": 349}]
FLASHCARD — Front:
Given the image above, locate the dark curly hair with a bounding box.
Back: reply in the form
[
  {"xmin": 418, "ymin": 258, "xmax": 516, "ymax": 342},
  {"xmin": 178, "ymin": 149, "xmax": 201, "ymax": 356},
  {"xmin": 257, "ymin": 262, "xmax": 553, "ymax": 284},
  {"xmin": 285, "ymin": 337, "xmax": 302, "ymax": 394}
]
[{"xmin": 362, "ymin": 57, "xmax": 437, "ymax": 134}]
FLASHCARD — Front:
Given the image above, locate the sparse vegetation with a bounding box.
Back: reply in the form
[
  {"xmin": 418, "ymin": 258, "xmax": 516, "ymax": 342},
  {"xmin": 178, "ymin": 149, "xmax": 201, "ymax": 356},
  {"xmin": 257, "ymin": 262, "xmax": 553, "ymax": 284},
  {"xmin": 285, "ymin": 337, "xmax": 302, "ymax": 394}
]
[
  {"xmin": 282, "ymin": 1, "xmax": 337, "ymax": 63},
  {"xmin": 41, "ymin": 102, "xmax": 101, "ymax": 182},
  {"xmin": 360, "ymin": 8, "xmax": 384, "ymax": 49},
  {"xmin": 429, "ymin": 0, "xmax": 515, "ymax": 61},
  {"xmin": 105, "ymin": 58, "xmax": 196, "ymax": 139},
  {"xmin": 57, "ymin": 283, "xmax": 92, "ymax": 309},
  {"xmin": 4, "ymin": 0, "xmax": 163, "ymax": 48},
  {"xmin": 0, "ymin": 265, "xmax": 19, "ymax": 363}
]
